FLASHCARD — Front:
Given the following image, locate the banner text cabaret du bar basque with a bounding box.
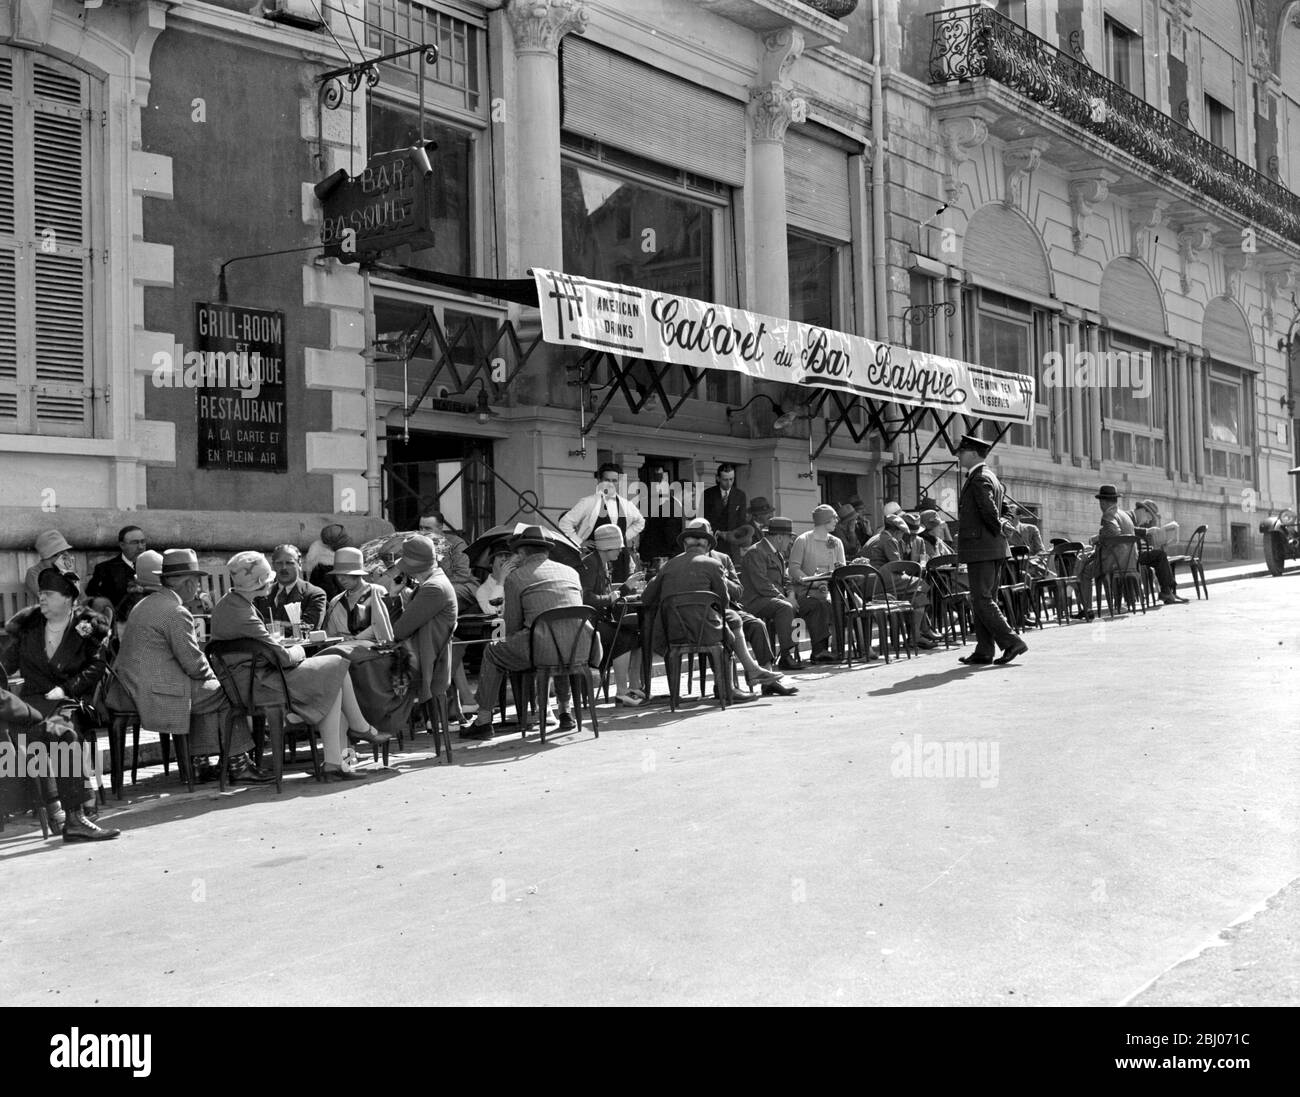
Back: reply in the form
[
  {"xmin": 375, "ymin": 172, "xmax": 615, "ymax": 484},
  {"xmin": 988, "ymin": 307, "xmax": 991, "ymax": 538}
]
[{"xmin": 532, "ymin": 270, "xmax": 1035, "ymax": 424}]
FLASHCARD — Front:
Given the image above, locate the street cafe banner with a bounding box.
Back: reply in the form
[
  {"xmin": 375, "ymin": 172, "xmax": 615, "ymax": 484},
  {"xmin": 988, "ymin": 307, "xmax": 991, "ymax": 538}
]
[{"xmin": 532, "ymin": 269, "xmax": 1035, "ymax": 424}]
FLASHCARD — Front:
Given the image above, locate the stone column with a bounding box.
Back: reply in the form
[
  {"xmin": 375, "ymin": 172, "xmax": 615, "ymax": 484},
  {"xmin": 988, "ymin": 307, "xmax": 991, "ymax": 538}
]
[
  {"xmin": 747, "ymin": 29, "xmax": 805, "ymax": 318},
  {"xmin": 1174, "ymin": 342, "xmax": 1191, "ymax": 481},
  {"xmin": 506, "ymin": 0, "xmax": 588, "ymax": 277},
  {"xmin": 1190, "ymin": 347, "xmax": 1206, "ymax": 481},
  {"xmin": 944, "ymin": 267, "xmax": 964, "ymax": 358},
  {"xmin": 1085, "ymin": 317, "xmax": 1102, "ymax": 467},
  {"xmin": 1067, "ymin": 315, "xmax": 1084, "ymax": 465},
  {"xmin": 1048, "ymin": 318, "xmax": 1064, "ymax": 461}
]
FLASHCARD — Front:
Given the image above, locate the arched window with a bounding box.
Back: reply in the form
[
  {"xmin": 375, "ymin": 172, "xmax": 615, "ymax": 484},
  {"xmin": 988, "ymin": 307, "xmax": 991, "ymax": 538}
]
[
  {"xmin": 1098, "ymin": 257, "xmax": 1170, "ymax": 470},
  {"xmin": 1201, "ymin": 296, "xmax": 1256, "ymax": 483},
  {"xmin": 0, "ymin": 47, "xmax": 98, "ymax": 437}
]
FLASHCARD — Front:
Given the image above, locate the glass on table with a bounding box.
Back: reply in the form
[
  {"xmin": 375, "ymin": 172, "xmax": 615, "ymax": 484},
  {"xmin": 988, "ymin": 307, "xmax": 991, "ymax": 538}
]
[{"xmin": 267, "ymin": 618, "xmax": 283, "ymax": 642}]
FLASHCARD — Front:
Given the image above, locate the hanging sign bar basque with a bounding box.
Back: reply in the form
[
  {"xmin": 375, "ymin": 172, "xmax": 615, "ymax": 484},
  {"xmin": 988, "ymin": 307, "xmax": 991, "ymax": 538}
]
[{"xmin": 531, "ymin": 269, "xmax": 1035, "ymax": 424}]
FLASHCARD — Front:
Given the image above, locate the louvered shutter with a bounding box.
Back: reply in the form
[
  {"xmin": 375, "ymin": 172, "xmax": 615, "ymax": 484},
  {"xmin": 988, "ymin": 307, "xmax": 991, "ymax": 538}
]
[
  {"xmin": 562, "ymin": 40, "xmax": 746, "ymax": 185},
  {"xmin": 0, "ymin": 47, "xmax": 93, "ymax": 436},
  {"xmin": 785, "ymin": 127, "xmax": 853, "ymax": 241}
]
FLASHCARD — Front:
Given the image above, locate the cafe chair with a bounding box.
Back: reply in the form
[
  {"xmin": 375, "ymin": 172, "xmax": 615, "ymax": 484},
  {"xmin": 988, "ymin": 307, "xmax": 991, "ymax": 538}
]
[
  {"xmin": 1094, "ymin": 536, "xmax": 1148, "ymax": 618},
  {"xmin": 522, "ymin": 606, "xmax": 602, "ymax": 742},
  {"xmin": 1047, "ymin": 542, "xmax": 1086, "ymax": 622},
  {"xmin": 924, "ymin": 554, "xmax": 970, "ymax": 648},
  {"xmin": 0, "ymin": 728, "xmax": 51, "ymax": 839},
  {"xmin": 830, "ymin": 564, "xmax": 910, "ymax": 665},
  {"xmin": 1166, "ymin": 525, "xmax": 1208, "ymax": 600},
  {"xmin": 1005, "ymin": 547, "xmax": 1044, "ymax": 630},
  {"xmin": 100, "ymin": 661, "xmax": 193, "ymax": 798},
  {"xmin": 659, "ymin": 592, "xmax": 731, "ymax": 713},
  {"xmin": 879, "ymin": 561, "xmax": 926, "ymax": 655},
  {"xmin": 419, "ymin": 646, "xmax": 455, "ymax": 763},
  {"xmin": 206, "ymin": 638, "xmax": 322, "ymax": 793}
]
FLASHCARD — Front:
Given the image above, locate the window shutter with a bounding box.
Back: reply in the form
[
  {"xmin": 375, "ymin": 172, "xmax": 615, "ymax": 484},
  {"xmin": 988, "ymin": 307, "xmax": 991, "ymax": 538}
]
[
  {"xmin": 785, "ymin": 127, "xmax": 852, "ymax": 241},
  {"xmin": 562, "ymin": 40, "xmax": 746, "ymax": 185}
]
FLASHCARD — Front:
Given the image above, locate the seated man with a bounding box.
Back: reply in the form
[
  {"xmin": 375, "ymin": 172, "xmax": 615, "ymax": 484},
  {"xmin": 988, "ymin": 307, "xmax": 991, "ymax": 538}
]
[
  {"xmin": 87, "ymin": 525, "xmax": 148, "ymax": 615},
  {"xmin": 859, "ymin": 515, "xmax": 938, "ymax": 647},
  {"xmin": 1002, "ymin": 504, "xmax": 1054, "ymax": 580},
  {"xmin": 463, "ymin": 527, "xmax": 594, "ymax": 741},
  {"xmin": 389, "ymin": 534, "xmax": 459, "ymax": 712},
  {"xmin": 579, "ymin": 525, "xmax": 645, "ymax": 706},
  {"xmin": 418, "ymin": 510, "xmax": 480, "ymax": 614},
  {"xmin": 113, "ymin": 549, "xmax": 271, "ymax": 785},
  {"xmin": 114, "ymin": 550, "xmax": 164, "ymax": 630},
  {"xmin": 741, "ymin": 516, "xmax": 822, "ymax": 672},
  {"xmin": 640, "ymin": 520, "xmax": 755, "ymax": 702},
  {"xmin": 255, "ymin": 544, "xmax": 327, "ymax": 632},
  {"xmin": 786, "ymin": 505, "xmax": 843, "ymax": 664},
  {"xmin": 1074, "ymin": 484, "xmax": 1139, "ymax": 618},
  {"xmin": 1132, "ymin": 500, "xmax": 1188, "ymax": 605}
]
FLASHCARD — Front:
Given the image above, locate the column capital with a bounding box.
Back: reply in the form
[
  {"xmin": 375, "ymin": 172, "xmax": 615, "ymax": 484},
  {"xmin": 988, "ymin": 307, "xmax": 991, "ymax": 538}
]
[
  {"xmin": 506, "ymin": 0, "xmax": 589, "ymax": 57},
  {"xmin": 748, "ymin": 82, "xmax": 805, "ymax": 142}
]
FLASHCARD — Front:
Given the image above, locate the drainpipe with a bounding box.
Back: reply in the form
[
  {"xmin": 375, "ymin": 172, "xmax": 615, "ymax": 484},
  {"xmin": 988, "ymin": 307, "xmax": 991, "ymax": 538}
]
[{"xmin": 871, "ymin": 0, "xmax": 889, "ymax": 342}]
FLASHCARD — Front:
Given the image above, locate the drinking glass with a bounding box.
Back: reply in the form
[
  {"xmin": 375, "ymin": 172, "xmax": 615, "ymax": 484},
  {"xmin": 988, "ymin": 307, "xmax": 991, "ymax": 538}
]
[{"xmin": 268, "ymin": 618, "xmax": 283, "ymax": 642}]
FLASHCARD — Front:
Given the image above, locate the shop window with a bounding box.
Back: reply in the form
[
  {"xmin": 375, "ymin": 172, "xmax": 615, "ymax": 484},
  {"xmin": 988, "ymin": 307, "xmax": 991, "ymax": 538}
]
[
  {"xmin": 974, "ymin": 289, "xmax": 1046, "ymax": 450},
  {"xmin": 905, "ymin": 272, "xmax": 935, "ymax": 354},
  {"xmin": 1205, "ymin": 366, "xmax": 1254, "ymax": 483},
  {"xmin": 368, "ymin": 100, "xmax": 475, "ymax": 276},
  {"xmin": 1102, "ymin": 336, "xmax": 1167, "ymax": 470},
  {"xmin": 788, "ymin": 230, "xmax": 840, "ymax": 331},
  {"xmin": 0, "ymin": 48, "xmax": 98, "ymax": 438}
]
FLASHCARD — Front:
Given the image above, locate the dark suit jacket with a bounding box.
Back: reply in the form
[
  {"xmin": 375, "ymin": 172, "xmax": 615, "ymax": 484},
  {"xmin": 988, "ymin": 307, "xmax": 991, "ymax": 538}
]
[
  {"xmin": 957, "ymin": 463, "xmax": 1008, "ymax": 563},
  {"xmin": 740, "ymin": 537, "xmax": 789, "ymax": 603},
  {"xmin": 702, "ymin": 486, "xmax": 749, "ymax": 547},
  {"xmin": 0, "ymin": 665, "xmax": 45, "ymax": 730},
  {"xmin": 642, "ymin": 550, "xmax": 728, "ymax": 652},
  {"xmin": 86, "ymin": 555, "xmax": 136, "ymax": 608},
  {"xmin": 391, "ymin": 569, "xmax": 458, "ymax": 703},
  {"xmin": 255, "ymin": 578, "xmax": 328, "ymax": 631}
]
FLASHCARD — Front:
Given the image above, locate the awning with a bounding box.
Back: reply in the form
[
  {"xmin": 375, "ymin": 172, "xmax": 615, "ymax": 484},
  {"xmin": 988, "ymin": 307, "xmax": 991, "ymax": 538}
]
[{"xmin": 530, "ymin": 268, "xmax": 1036, "ymax": 423}]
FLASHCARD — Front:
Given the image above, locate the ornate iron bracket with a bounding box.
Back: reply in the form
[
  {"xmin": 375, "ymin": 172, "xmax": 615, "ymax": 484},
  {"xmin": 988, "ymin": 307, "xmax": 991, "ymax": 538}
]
[
  {"xmin": 901, "ymin": 302, "xmax": 956, "ymax": 328},
  {"xmin": 318, "ymin": 45, "xmax": 440, "ymax": 110}
]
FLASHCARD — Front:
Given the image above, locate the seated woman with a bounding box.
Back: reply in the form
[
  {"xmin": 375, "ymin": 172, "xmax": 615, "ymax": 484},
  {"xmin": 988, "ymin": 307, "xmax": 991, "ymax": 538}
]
[
  {"xmin": 4, "ymin": 567, "xmax": 117, "ymax": 840},
  {"xmin": 212, "ymin": 552, "xmax": 382, "ymax": 780},
  {"xmin": 578, "ymin": 526, "xmax": 645, "ymax": 706},
  {"xmin": 445, "ymin": 546, "xmax": 513, "ymax": 719}
]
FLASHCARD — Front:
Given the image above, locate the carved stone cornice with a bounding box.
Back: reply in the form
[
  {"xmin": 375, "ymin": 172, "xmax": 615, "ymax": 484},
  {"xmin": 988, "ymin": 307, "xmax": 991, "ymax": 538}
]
[
  {"xmin": 1067, "ymin": 170, "xmax": 1118, "ymax": 253},
  {"xmin": 1222, "ymin": 247, "xmax": 1254, "ymax": 302},
  {"xmin": 506, "ymin": 0, "xmax": 588, "ymax": 57},
  {"xmin": 748, "ymin": 82, "xmax": 806, "ymax": 142},
  {"xmin": 937, "ymin": 113, "xmax": 989, "ymax": 204},
  {"xmin": 1128, "ymin": 198, "xmax": 1169, "ymax": 258},
  {"xmin": 1002, "ymin": 139, "xmax": 1048, "ymax": 211},
  {"xmin": 1177, "ymin": 222, "xmax": 1216, "ymax": 294},
  {"xmin": 2, "ymin": 0, "xmax": 55, "ymax": 46},
  {"xmin": 759, "ymin": 27, "xmax": 804, "ymax": 83}
]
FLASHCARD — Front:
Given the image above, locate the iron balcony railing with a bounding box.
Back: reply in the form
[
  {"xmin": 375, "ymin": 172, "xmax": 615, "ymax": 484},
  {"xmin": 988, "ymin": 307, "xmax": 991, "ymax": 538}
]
[{"xmin": 928, "ymin": 4, "xmax": 1300, "ymax": 248}]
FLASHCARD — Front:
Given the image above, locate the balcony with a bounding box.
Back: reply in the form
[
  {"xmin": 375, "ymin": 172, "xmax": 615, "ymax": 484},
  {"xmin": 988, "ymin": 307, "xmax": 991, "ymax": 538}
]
[{"xmin": 927, "ymin": 4, "xmax": 1300, "ymax": 254}]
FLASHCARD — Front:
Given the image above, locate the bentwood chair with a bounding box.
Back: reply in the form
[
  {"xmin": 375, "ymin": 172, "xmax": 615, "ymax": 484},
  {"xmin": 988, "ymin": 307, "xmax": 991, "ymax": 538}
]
[
  {"xmin": 206, "ymin": 638, "xmax": 322, "ymax": 793},
  {"xmin": 523, "ymin": 606, "xmax": 601, "ymax": 742},
  {"xmin": 1094, "ymin": 536, "xmax": 1148, "ymax": 618},
  {"xmin": 924, "ymin": 554, "xmax": 970, "ymax": 648},
  {"xmin": 1167, "ymin": 525, "xmax": 1209, "ymax": 600},
  {"xmin": 99, "ymin": 661, "xmax": 194, "ymax": 797},
  {"xmin": 1048, "ymin": 542, "xmax": 1086, "ymax": 621},
  {"xmin": 659, "ymin": 593, "xmax": 731, "ymax": 712},
  {"xmin": 0, "ymin": 727, "xmax": 51, "ymax": 839},
  {"xmin": 880, "ymin": 560, "xmax": 926, "ymax": 655},
  {"xmin": 830, "ymin": 565, "xmax": 911, "ymax": 665}
]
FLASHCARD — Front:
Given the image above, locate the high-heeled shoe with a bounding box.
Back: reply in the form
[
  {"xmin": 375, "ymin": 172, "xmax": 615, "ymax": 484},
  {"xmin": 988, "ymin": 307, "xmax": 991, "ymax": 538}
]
[
  {"xmin": 321, "ymin": 764, "xmax": 368, "ymax": 781},
  {"xmin": 347, "ymin": 726, "xmax": 391, "ymax": 746}
]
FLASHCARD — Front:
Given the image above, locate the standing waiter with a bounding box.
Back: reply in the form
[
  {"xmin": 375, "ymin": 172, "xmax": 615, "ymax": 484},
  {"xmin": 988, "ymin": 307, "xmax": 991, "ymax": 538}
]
[{"xmin": 954, "ymin": 434, "xmax": 1027, "ymax": 665}]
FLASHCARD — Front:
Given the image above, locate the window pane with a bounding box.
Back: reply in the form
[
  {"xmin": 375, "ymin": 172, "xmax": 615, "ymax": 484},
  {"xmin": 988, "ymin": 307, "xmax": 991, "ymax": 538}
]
[
  {"xmin": 561, "ymin": 161, "xmax": 714, "ymax": 299},
  {"xmin": 1211, "ymin": 449, "xmax": 1227, "ymax": 477},
  {"xmin": 905, "ymin": 271, "xmax": 934, "ymax": 353},
  {"xmin": 1135, "ymin": 435, "xmax": 1151, "ymax": 465},
  {"xmin": 1209, "ymin": 378, "xmax": 1240, "ymax": 444},
  {"xmin": 979, "ymin": 313, "xmax": 1031, "ymax": 376},
  {"xmin": 789, "ymin": 232, "xmax": 838, "ymax": 330},
  {"xmin": 368, "ymin": 102, "xmax": 473, "ymax": 275},
  {"xmin": 1113, "ymin": 431, "xmax": 1132, "ymax": 463}
]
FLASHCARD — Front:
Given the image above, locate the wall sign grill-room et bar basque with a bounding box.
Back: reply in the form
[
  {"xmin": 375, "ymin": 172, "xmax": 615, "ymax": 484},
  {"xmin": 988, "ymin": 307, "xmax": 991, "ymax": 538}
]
[{"xmin": 318, "ymin": 143, "xmax": 437, "ymax": 262}]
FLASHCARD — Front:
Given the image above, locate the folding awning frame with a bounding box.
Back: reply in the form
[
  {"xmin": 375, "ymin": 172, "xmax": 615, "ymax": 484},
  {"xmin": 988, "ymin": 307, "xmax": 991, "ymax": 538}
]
[{"xmin": 566, "ymin": 350, "xmax": 707, "ymax": 432}]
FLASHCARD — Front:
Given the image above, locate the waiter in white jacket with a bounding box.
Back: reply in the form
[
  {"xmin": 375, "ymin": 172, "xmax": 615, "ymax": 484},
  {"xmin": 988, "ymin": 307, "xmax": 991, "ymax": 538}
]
[{"xmin": 558, "ymin": 462, "xmax": 645, "ymax": 582}]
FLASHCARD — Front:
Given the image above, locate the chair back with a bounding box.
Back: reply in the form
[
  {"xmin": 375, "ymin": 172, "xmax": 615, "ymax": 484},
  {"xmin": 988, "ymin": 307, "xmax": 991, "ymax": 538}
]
[
  {"xmin": 881, "ymin": 560, "xmax": 923, "ymax": 581},
  {"xmin": 831, "ymin": 564, "xmax": 893, "ymax": 611},
  {"xmin": 1051, "ymin": 541, "xmax": 1085, "ymax": 574},
  {"xmin": 528, "ymin": 605, "xmax": 600, "ymax": 670},
  {"xmin": 926, "ymin": 553, "xmax": 959, "ymax": 571},
  {"xmin": 205, "ymin": 638, "xmax": 292, "ymax": 715},
  {"xmin": 1049, "ymin": 537, "xmax": 1069, "ymax": 546},
  {"xmin": 1185, "ymin": 525, "xmax": 1208, "ymax": 562},
  {"xmin": 1097, "ymin": 535, "xmax": 1141, "ymax": 577},
  {"xmin": 925, "ymin": 560, "xmax": 960, "ymax": 600},
  {"xmin": 659, "ymin": 592, "xmax": 725, "ymax": 649}
]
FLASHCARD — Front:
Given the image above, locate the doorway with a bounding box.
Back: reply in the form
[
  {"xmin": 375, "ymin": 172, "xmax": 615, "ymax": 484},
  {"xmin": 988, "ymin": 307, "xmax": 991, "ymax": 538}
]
[{"xmin": 384, "ymin": 430, "xmax": 495, "ymax": 539}]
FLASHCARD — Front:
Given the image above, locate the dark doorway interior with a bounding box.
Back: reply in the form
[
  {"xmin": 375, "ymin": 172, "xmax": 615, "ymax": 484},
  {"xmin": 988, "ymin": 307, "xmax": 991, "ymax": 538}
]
[{"xmin": 385, "ymin": 430, "xmax": 495, "ymax": 540}]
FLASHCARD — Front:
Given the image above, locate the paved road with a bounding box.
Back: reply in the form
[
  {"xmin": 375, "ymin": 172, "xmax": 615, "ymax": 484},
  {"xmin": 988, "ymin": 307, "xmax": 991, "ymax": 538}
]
[{"xmin": 2, "ymin": 578, "xmax": 1296, "ymax": 1006}]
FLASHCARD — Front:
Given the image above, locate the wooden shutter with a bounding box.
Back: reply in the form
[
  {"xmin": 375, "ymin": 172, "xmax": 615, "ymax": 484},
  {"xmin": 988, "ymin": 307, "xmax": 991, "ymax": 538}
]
[
  {"xmin": 1202, "ymin": 296, "xmax": 1254, "ymax": 369},
  {"xmin": 785, "ymin": 127, "xmax": 852, "ymax": 241},
  {"xmin": 0, "ymin": 47, "xmax": 93, "ymax": 436},
  {"xmin": 1099, "ymin": 257, "xmax": 1166, "ymax": 341},
  {"xmin": 562, "ymin": 39, "xmax": 746, "ymax": 185}
]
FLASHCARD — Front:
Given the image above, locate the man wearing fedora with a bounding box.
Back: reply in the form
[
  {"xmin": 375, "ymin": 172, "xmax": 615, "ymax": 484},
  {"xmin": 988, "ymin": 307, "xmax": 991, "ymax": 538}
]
[
  {"xmin": 954, "ymin": 434, "xmax": 1027, "ymax": 665},
  {"xmin": 113, "ymin": 549, "xmax": 270, "ymax": 784},
  {"xmin": 463, "ymin": 526, "xmax": 592, "ymax": 740},
  {"xmin": 729, "ymin": 495, "xmax": 773, "ymax": 557},
  {"xmin": 86, "ymin": 525, "xmax": 148, "ymax": 614},
  {"xmin": 24, "ymin": 530, "xmax": 77, "ymax": 599},
  {"xmin": 390, "ymin": 535, "xmax": 458, "ymax": 713},
  {"xmin": 113, "ymin": 549, "xmax": 164, "ymax": 630},
  {"xmin": 741, "ymin": 516, "xmax": 828, "ymax": 671},
  {"xmin": 1074, "ymin": 484, "xmax": 1140, "ymax": 619}
]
